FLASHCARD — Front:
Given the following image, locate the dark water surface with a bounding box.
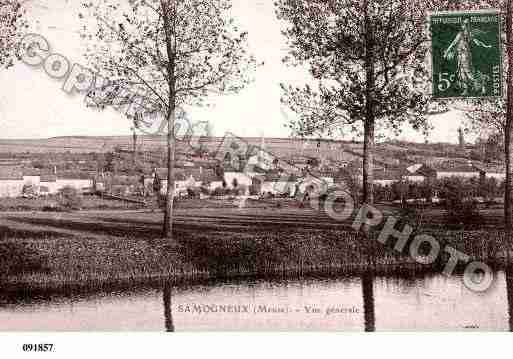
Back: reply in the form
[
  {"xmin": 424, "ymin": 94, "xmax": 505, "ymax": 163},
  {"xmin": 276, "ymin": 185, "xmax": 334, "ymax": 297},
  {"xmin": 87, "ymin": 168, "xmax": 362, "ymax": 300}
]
[{"xmin": 1, "ymin": 270, "xmax": 512, "ymax": 331}]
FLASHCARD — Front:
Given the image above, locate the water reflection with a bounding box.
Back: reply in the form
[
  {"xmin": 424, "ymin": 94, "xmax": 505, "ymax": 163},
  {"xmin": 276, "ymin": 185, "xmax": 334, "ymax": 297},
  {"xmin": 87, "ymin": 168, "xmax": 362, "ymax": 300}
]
[
  {"xmin": 361, "ymin": 272, "xmax": 375, "ymax": 332},
  {"xmin": 506, "ymin": 267, "xmax": 513, "ymax": 332},
  {"xmin": 163, "ymin": 283, "xmax": 174, "ymax": 332},
  {"xmin": 0, "ymin": 272, "xmax": 510, "ymax": 331}
]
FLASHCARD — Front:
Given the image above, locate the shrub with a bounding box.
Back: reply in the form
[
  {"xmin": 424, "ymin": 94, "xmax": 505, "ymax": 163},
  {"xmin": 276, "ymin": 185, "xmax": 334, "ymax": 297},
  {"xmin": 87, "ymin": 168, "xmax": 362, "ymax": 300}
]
[
  {"xmin": 199, "ymin": 186, "xmax": 211, "ymax": 195},
  {"xmin": 438, "ymin": 177, "xmax": 483, "ymax": 228},
  {"xmin": 58, "ymin": 186, "xmax": 83, "ymax": 210},
  {"xmin": 397, "ymin": 205, "xmax": 427, "ymax": 232},
  {"xmin": 212, "ymin": 187, "xmax": 230, "ymax": 197},
  {"xmin": 22, "ymin": 184, "xmax": 38, "ymax": 198},
  {"xmin": 186, "ymin": 187, "xmax": 201, "ymax": 199}
]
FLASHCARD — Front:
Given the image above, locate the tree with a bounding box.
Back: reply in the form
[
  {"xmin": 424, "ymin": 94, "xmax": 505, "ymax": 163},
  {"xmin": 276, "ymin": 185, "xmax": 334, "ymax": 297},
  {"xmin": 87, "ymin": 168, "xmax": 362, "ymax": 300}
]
[
  {"xmin": 276, "ymin": 0, "xmax": 437, "ymax": 205},
  {"xmin": 0, "ymin": 0, "xmax": 26, "ymax": 68},
  {"xmin": 458, "ymin": 0, "xmax": 513, "ymax": 233},
  {"xmin": 58, "ymin": 186, "xmax": 83, "ymax": 211},
  {"xmin": 80, "ymin": 0, "xmax": 257, "ymax": 238}
]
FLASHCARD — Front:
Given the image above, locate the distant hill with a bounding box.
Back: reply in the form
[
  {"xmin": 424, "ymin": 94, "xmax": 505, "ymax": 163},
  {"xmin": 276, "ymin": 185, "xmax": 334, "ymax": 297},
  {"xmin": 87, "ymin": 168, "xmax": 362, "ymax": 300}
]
[
  {"xmin": 0, "ymin": 135, "xmax": 483, "ymax": 168},
  {"xmin": 0, "ymin": 136, "xmax": 362, "ymax": 155}
]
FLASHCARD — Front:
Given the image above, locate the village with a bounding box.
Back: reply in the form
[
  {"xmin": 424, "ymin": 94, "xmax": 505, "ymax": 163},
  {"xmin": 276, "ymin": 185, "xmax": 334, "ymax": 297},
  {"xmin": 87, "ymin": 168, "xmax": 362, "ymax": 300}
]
[
  {"xmin": 0, "ymin": 133, "xmax": 507, "ymax": 208},
  {"xmin": 5, "ymin": 0, "xmax": 513, "ymax": 337}
]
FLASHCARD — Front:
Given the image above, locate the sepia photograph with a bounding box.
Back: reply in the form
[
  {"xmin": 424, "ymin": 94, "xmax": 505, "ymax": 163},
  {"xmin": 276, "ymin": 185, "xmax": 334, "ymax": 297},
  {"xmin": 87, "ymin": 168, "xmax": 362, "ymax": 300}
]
[{"xmin": 2, "ymin": 0, "xmax": 513, "ymax": 343}]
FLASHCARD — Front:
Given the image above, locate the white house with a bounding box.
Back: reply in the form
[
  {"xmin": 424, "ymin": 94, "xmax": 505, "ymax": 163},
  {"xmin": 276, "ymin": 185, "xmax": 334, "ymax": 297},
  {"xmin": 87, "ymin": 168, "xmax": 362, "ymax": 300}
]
[
  {"xmin": 22, "ymin": 168, "xmax": 41, "ymax": 187},
  {"xmin": 153, "ymin": 167, "xmax": 219, "ymax": 195},
  {"xmin": 40, "ymin": 175, "xmax": 59, "ymax": 194},
  {"xmin": 405, "ymin": 163, "xmax": 484, "ymax": 181},
  {"xmin": 404, "ymin": 164, "xmax": 426, "ymax": 183},
  {"xmin": 55, "ymin": 178, "xmax": 93, "ymax": 193},
  {"xmin": 223, "ymin": 172, "xmax": 254, "ymax": 189},
  {"xmin": 261, "ymin": 180, "xmax": 297, "ymax": 197},
  {"xmin": 0, "ymin": 166, "xmax": 24, "ymax": 198}
]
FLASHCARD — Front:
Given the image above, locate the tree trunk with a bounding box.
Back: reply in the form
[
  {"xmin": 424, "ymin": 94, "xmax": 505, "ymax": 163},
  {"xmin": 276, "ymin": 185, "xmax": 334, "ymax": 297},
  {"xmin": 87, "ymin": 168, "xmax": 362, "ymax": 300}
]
[
  {"xmin": 160, "ymin": 0, "xmax": 176, "ymax": 239},
  {"xmin": 361, "ymin": 272, "xmax": 376, "ymax": 332},
  {"xmin": 163, "ymin": 108, "xmax": 176, "ymax": 238},
  {"xmin": 161, "ymin": 0, "xmax": 177, "ymax": 239},
  {"xmin": 363, "ymin": 0, "xmax": 375, "ymax": 205},
  {"xmin": 163, "ymin": 282, "xmax": 175, "ymax": 332},
  {"xmin": 506, "ymin": 0, "xmax": 513, "ymax": 238}
]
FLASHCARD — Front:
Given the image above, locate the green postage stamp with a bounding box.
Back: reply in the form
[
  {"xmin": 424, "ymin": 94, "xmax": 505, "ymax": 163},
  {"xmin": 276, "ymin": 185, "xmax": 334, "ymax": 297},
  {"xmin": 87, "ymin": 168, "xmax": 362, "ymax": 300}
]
[{"xmin": 430, "ymin": 10, "xmax": 502, "ymax": 99}]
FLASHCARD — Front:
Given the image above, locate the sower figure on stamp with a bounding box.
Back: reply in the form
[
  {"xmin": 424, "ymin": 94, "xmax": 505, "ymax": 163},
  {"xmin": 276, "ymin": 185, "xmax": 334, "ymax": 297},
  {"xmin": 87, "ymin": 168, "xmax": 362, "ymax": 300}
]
[{"xmin": 444, "ymin": 19, "xmax": 492, "ymax": 96}]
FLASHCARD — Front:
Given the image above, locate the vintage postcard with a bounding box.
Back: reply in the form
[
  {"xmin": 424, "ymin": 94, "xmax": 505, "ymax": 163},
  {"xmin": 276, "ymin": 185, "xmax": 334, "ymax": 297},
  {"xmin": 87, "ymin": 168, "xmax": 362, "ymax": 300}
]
[{"xmin": 1, "ymin": 0, "xmax": 513, "ymax": 339}]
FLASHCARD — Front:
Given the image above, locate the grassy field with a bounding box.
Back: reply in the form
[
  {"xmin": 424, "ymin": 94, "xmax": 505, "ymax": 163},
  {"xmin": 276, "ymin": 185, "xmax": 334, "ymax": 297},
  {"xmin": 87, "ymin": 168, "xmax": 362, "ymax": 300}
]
[
  {"xmin": 1, "ymin": 202, "xmax": 511, "ymax": 297},
  {"xmin": 0, "ymin": 196, "xmax": 146, "ymax": 212}
]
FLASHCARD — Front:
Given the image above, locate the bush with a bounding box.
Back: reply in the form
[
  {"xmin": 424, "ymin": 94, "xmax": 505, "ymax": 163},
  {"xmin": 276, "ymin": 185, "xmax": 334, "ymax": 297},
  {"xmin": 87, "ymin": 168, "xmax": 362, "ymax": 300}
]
[
  {"xmin": 58, "ymin": 186, "xmax": 83, "ymax": 210},
  {"xmin": 212, "ymin": 187, "xmax": 230, "ymax": 197},
  {"xmin": 397, "ymin": 205, "xmax": 427, "ymax": 232},
  {"xmin": 199, "ymin": 186, "xmax": 211, "ymax": 195},
  {"xmin": 438, "ymin": 177, "xmax": 483, "ymax": 228},
  {"xmin": 186, "ymin": 187, "xmax": 201, "ymax": 199},
  {"xmin": 22, "ymin": 184, "xmax": 38, "ymax": 198}
]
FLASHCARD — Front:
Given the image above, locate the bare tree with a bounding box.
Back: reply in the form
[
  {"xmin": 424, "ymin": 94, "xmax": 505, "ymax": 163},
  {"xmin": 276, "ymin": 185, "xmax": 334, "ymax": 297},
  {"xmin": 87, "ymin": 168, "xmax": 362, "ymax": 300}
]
[
  {"xmin": 80, "ymin": 0, "xmax": 257, "ymax": 238},
  {"xmin": 276, "ymin": 0, "xmax": 443, "ymax": 205}
]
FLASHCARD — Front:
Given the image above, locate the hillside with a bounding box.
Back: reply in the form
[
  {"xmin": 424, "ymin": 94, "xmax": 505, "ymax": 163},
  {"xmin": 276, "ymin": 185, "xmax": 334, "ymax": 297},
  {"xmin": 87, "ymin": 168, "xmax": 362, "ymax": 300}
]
[{"xmin": 0, "ymin": 135, "xmax": 486, "ymax": 168}]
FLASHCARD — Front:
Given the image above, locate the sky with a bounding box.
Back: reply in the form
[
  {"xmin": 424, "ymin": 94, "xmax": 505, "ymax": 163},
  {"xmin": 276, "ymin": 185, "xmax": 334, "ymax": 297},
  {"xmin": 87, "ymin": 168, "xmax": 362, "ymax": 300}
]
[{"xmin": 0, "ymin": 0, "xmax": 472, "ymax": 143}]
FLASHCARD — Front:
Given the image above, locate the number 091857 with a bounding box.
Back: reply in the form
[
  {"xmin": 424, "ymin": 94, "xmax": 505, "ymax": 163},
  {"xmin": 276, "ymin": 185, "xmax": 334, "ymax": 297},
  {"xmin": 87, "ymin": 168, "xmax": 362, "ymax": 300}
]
[{"xmin": 22, "ymin": 344, "xmax": 54, "ymax": 352}]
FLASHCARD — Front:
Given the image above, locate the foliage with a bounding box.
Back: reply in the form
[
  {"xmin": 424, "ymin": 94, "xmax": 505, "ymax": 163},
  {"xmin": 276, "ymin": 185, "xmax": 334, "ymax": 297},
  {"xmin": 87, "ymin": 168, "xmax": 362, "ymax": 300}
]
[
  {"xmin": 474, "ymin": 133, "xmax": 504, "ymax": 163},
  {"xmin": 22, "ymin": 184, "xmax": 38, "ymax": 198},
  {"xmin": 277, "ymin": 0, "xmax": 439, "ymax": 137},
  {"xmin": 57, "ymin": 186, "xmax": 83, "ymax": 211},
  {"xmin": 212, "ymin": 186, "xmax": 231, "ymax": 197},
  {"xmin": 186, "ymin": 187, "xmax": 201, "ymax": 199},
  {"xmin": 80, "ymin": 0, "xmax": 258, "ymax": 236},
  {"xmin": 437, "ymin": 177, "xmax": 483, "ymax": 228},
  {"xmin": 276, "ymin": 0, "xmax": 446, "ymax": 204},
  {"xmin": 479, "ymin": 177, "xmax": 503, "ymax": 202},
  {"xmin": 0, "ymin": 0, "xmax": 26, "ymax": 68},
  {"xmin": 336, "ymin": 165, "xmax": 362, "ymax": 204}
]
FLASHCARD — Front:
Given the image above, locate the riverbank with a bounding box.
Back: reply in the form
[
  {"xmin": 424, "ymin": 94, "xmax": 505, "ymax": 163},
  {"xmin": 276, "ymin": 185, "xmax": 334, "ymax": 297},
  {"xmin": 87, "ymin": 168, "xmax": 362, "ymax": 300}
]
[{"xmin": 0, "ymin": 207, "xmax": 511, "ymax": 296}]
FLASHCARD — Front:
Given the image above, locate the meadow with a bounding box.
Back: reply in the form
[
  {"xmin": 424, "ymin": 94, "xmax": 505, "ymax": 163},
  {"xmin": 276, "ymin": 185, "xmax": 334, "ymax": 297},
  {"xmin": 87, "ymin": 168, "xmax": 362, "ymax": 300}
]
[
  {"xmin": 1, "ymin": 203, "xmax": 511, "ymax": 298},
  {"xmin": 0, "ymin": 196, "xmax": 146, "ymax": 212}
]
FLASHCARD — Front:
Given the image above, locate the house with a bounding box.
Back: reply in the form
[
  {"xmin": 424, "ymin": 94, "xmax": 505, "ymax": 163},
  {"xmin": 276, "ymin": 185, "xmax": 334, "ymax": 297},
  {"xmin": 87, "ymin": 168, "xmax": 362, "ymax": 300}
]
[
  {"xmin": 39, "ymin": 186, "xmax": 50, "ymax": 197},
  {"xmin": 296, "ymin": 170, "xmax": 333, "ymax": 198},
  {"xmin": 247, "ymin": 151, "xmax": 275, "ymax": 172},
  {"xmin": 475, "ymin": 165, "xmax": 506, "ymax": 182},
  {"xmin": 22, "ymin": 168, "xmax": 41, "ymax": 188},
  {"xmin": 410, "ymin": 162, "xmax": 484, "ymax": 181},
  {"xmin": 373, "ymin": 168, "xmax": 406, "ymax": 186},
  {"xmin": 153, "ymin": 167, "xmax": 220, "ymax": 195},
  {"xmin": 259, "ymin": 172, "xmax": 298, "ymax": 197},
  {"xmin": 0, "ymin": 166, "xmax": 24, "ymax": 198},
  {"xmin": 223, "ymin": 172, "xmax": 254, "ymax": 189},
  {"xmin": 40, "ymin": 174, "xmax": 59, "ymax": 194},
  {"xmin": 404, "ymin": 164, "xmax": 425, "ymax": 183},
  {"xmin": 55, "ymin": 172, "xmax": 94, "ymax": 194}
]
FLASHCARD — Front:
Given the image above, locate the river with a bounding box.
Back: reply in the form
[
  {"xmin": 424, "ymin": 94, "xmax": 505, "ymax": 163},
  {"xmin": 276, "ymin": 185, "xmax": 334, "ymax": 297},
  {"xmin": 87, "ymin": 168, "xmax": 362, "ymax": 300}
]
[{"xmin": 1, "ymin": 270, "xmax": 512, "ymax": 331}]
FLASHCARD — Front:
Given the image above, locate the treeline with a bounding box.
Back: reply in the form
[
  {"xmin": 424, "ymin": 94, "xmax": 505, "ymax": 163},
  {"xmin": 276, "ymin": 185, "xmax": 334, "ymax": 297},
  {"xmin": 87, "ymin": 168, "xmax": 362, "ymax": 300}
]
[{"xmin": 373, "ymin": 177, "xmax": 505, "ymax": 204}]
